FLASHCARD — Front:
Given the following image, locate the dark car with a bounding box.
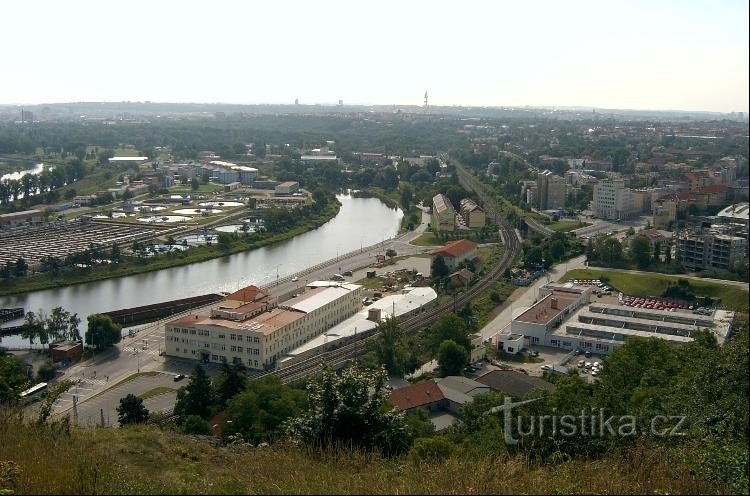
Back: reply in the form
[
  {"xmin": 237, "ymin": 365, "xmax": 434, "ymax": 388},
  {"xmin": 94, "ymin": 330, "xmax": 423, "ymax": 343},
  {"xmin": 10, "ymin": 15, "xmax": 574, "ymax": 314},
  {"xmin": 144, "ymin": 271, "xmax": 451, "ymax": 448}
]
[{"xmin": 173, "ymin": 374, "xmax": 185, "ymax": 382}]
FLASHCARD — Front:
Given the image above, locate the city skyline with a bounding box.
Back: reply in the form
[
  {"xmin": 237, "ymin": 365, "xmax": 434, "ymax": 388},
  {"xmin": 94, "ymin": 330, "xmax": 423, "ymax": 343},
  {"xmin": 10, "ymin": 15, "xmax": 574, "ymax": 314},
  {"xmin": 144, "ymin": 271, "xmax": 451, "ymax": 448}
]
[{"xmin": 1, "ymin": 0, "xmax": 748, "ymax": 113}]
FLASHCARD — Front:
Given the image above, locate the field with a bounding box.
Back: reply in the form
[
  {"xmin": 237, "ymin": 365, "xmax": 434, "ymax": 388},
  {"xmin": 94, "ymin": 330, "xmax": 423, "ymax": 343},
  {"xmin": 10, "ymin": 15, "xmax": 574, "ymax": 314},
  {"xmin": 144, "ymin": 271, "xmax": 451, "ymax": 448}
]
[
  {"xmin": 560, "ymin": 269, "xmax": 749, "ymax": 312},
  {"xmin": 410, "ymin": 232, "xmax": 442, "ymax": 246}
]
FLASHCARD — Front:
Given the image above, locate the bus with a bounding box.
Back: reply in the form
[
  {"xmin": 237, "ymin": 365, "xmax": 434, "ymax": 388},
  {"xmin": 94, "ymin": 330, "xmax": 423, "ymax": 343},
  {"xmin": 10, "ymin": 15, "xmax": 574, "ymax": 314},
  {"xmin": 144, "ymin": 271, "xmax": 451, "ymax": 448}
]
[{"xmin": 19, "ymin": 382, "xmax": 48, "ymax": 403}]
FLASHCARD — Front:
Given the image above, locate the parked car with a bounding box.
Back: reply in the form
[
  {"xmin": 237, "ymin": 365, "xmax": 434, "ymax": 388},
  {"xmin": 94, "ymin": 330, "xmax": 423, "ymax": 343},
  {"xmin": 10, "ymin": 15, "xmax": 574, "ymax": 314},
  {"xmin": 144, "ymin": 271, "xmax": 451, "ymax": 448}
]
[
  {"xmin": 584, "ymin": 351, "xmax": 592, "ymax": 358},
  {"xmin": 577, "ymin": 360, "xmax": 585, "ymax": 368},
  {"xmin": 173, "ymin": 374, "xmax": 185, "ymax": 382},
  {"xmin": 342, "ymin": 270, "xmax": 353, "ymax": 276},
  {"xmin": 291, "ymin": 277, "xmax": 298, "ymax": 282},
  {"xmin": 540, "ymin": 364, "xmax": 552, "ymax": 371}
]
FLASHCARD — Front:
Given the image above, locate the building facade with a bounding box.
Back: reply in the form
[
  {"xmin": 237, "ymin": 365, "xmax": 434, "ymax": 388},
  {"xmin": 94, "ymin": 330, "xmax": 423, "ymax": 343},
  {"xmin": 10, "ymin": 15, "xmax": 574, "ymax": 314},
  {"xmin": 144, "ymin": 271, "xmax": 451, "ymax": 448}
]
[
  {"xmin": 593, "ymin": 178, "xmax": 634, "ymax": 220},
  {"xmin": 432, "ymin": 194, "xmax": 455, "ymax": 231},
  {"xmin": 536, "ymin": 170, "xmax": 566, "ymax": 210},
  {"xmin": 459, "ymin": 198, "xmax": 486, "ymax": 229},
  {"xmin": 165, "ymin": 283, "xmax": 363, "ymax": 369}
]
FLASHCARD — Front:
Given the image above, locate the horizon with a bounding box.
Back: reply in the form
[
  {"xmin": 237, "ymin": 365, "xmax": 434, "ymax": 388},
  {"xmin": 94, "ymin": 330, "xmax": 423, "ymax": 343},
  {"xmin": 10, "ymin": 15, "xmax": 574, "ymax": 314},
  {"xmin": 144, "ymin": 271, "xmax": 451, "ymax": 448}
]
[
  {"xmin": 2, "ymin": 0, "xmax": 748, "ymax": 113},
  {"xmin": 1, "ymin": 100, "xmax": 745, "ymax": 116}
]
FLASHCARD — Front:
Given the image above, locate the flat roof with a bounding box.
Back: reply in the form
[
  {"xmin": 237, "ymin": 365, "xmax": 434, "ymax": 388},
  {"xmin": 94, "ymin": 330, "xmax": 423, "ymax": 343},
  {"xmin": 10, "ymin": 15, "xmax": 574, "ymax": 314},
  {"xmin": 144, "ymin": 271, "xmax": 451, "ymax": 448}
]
[
  {"xmin": 516, "ymin": 290, "xmax": 581, "ymax": 325},
  {"xmin": 561, "ymin": 322, "xmax": 694, "ymax": 343},
  {"xmin": 281, "ymin": 287, "xmax": 437, "ymax": 359},
  {"xmin": 282, "ymin": 286, "xmax": 354, "ymax": 314},
  {"xmin": 0, "ymin": 209, "xmax": 43, "ymax": 219},
  {"xmin": 169, "ymin": 307, "xmax": 304, "ymax": 335},
  {"xmin": 109, "ymin": 156, "xmax": 148, "ymax": 161}
]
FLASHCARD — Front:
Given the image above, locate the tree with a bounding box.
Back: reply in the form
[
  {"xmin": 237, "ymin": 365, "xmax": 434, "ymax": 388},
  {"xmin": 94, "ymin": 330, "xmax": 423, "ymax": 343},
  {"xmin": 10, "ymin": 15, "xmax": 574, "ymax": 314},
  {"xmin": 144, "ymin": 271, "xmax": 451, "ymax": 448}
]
[
  {"xmin": 21, "ymin": 311, "xmax": 44, "ymax": 346},
  {"xmin": 110, "ymin": 244, "xmax": 121, "ymax": 263},
  {"xmin": 427, "ymin": 313, "xmax": 471, "ymax": 354},
  {"xmin": 122, "ymin": 188, "xmax": 134, "ymax": 201},
  {"xmin": 217, "ymin": 232, "xmax": 233, "ymax": 251},
  {"xmin": 653, "ymin": 240, "xmax": 661, "ymax": 264},
  {"xmin": 85, "ymin": 314, "xmax": 122, "ymax": 351},
  {"xmin": 629, "ymin": 235, "xmax": 652, "ymax": 269},
  {"xmin": 14, "ymin": 258, "xmax": 28, "ymax": 277},
  {"xmin": 0, "ymin": 352, "xmax": 32, "ymax": 404},
  {"xmin": 400, "ymin": 184, "xmax": 413, "ymax": 210},
  {"xmin": 67, "ymin": 313, "xmax": 81, "ymax": 341},
  {"xmin": 182, "ymin": 415, "xmax": 212, "ymax": 435},
  {"xmin": 369, "ymin": 317, "xmax": 411, "ymax": 376},
  {"xmin": 117, "ymin": 394, "xmax": 149, "ymax": 425},
  {"xmin": 385, "ymin": 248, "xmax": 397, "ymax": 258},
  {"xmin": 437, "ymin": 339, "xmax": 469, "ymax": 377},
  {"xmin": 37, "ymin": 361, "xmax": 57, "ymax": 382},
  {"xmin": 191, "ymin": 177, "xmax": 199, "ymax": 191},
  {"xmin": 46, "ymin": 307, "xmax": 71, "ymax": 342},
  {"xmin": 285, "ymin": 366, "xmax": 410, "ymax": 455},
  {"xmin": 174, "ymin": 364, "xmax": 213, "ymax": 419},
  {"xmin": 431, "ymin": 255, "xmax": 449, "ymax": 279},
  {"xmin": 213, "ymin": 361, "xmax": 247, "ymax": 408},
  {"xmin": 225, "ymin": 376, "xmax": 307, "ymax": 443}
]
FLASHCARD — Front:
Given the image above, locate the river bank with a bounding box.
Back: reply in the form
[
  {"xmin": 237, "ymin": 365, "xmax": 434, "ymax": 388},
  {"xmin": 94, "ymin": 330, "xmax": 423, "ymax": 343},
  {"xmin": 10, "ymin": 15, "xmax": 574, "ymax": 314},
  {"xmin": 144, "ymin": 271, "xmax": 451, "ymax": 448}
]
[{"xmin": 0, "ymin": 200, "xmax": 342, "ymax": 298}]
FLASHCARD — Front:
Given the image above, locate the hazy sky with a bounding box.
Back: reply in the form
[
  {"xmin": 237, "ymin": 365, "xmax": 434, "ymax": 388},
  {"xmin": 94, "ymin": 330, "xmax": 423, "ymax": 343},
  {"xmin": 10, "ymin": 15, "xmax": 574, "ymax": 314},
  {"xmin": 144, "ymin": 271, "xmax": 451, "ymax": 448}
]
[{"xmin": 2, "ymin": 0, "xmax": 748, "ymax": 112}]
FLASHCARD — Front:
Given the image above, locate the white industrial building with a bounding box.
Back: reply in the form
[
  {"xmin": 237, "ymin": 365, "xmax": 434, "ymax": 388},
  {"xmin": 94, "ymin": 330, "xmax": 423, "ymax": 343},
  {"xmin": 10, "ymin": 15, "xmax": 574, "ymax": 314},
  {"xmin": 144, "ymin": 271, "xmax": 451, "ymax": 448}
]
[
  {"xmin": 166, "ymin": 282, "xmax": 363, "ymax": 370},
  {"xmin": 278, "ymin": 286, "xmax": 438, "ymax": 368},
  {"xmin": 495, "ymin": 283, "xmax": 733, "ymax": 356}
]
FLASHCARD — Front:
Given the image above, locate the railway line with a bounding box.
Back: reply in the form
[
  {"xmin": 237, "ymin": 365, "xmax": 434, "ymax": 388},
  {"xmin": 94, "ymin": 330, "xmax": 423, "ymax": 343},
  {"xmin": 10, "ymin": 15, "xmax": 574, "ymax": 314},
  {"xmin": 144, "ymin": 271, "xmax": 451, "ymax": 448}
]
[{"xmin": 268, "ymin": 161, "xmax": 522, "ymax": 384}]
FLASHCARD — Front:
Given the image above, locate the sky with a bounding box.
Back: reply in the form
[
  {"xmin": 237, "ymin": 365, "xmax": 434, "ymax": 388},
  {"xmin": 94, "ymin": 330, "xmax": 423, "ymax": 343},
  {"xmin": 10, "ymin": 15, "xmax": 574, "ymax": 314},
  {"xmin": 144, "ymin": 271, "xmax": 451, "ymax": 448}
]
[{"xmin": 2, "ymin": 0, "xmax": 748, "ymax": 112}]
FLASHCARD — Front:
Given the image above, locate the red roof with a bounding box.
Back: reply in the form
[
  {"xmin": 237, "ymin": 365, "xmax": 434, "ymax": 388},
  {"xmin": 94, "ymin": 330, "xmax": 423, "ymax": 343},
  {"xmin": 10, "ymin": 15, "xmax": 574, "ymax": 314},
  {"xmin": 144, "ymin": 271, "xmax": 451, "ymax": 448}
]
[
  {"xmin": 389, "ymin": 380, "xmax": 445, "ymax": 410},
  {"xmin": 225, "ymin": 285, "xmax": 268, "ymax": 303},
  {"xmin": 432, "ymin": 239, "xmax": 478, "ymax": 259},
  {"xmin": 696, "ymin": 184, "xmax": 730, "ymax": 194}
]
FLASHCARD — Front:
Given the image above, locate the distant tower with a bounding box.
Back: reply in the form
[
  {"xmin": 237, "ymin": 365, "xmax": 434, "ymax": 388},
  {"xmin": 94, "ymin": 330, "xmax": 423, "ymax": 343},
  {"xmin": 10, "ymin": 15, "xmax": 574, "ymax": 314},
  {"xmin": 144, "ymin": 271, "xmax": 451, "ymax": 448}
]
[
  {"xmin": 424, "ymin": 91, "xmax": 428, "ymax": 107},
  {"xmin": 295, "ymin": 98, "xmax": 299, "ymax": 105}
]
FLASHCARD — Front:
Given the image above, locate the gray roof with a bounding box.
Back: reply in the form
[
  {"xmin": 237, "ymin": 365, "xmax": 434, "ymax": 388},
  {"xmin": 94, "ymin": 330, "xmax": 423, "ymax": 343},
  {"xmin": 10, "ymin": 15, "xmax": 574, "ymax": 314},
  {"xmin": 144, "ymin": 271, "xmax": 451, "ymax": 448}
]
[
  {"xmin": 476, "ymin": 370, "xmax": 555, "ymax": 398},
  {"xmin": 435, "ymin": 376, "xmax": 489, "ymax": 397}
]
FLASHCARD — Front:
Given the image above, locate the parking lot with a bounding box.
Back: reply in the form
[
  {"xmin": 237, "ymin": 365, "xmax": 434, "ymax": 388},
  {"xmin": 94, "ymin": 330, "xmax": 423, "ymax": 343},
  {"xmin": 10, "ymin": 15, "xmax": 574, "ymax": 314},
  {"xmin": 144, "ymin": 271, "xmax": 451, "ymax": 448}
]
[{"xmin": 56, "ymin": 371, "xmax": 180, "ymax": 427}]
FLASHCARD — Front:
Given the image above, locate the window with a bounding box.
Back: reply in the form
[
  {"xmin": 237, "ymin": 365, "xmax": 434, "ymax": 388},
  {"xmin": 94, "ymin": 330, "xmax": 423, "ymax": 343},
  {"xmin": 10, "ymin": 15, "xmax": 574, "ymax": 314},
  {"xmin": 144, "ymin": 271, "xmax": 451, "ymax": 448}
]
[
  {"xmin": 218, "ymin": 333, "xmax": 226, "ymax": 339},
  {"xmin": 237, "ymin": 346, "xmax": 243, "ymax": 353},
  {"xmin": 212, "ymin": 354, "xmax": 218, "ymax": 361},
  {"xmin": 230, "ymin": 345, "xmax": 237, "ymax": 352}
]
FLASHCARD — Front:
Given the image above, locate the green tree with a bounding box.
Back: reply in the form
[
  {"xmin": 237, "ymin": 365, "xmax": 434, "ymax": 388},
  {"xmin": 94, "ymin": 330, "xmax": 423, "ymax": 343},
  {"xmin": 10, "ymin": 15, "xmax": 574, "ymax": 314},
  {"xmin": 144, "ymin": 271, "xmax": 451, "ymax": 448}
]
[
  {"xmin": 174, "ymin": 364, "xmax": 213, "ymax": 419},
  {"xmin": 110, "ymin": 244, "xmax": 121, "ymax": 263},
  {"xmin": 85, "ymin": 314, "xmax": 122, "ymax": 351},
  {"xmin": 117, "ymin": 394, "xmax": 149, "ymax": 425},
  {"xmin": 400, "ymin": 184, "xmax": 413, "ymax": 210},
  {"xmin": 285, "ymin": 366, "xmax": 410, "ymax": 455},
  {"xmin": 0, "ymin": 352, "xmax": 32, "ymax": 404},
  {"xmin": 369, "ymin": 317, "xmax": 410, "ymax": 376},
  {"xmin": 225, "ymin": 376, "xmax": 307, "ymax": 443},
  {"xmin": 14, "ymin": 258, "xmax": 28, "ymax": 277},
  {"xmin": 36, "ymin": 361, "xmax": 57, "ymax": 382},
  {"xmin": 629, "ymin": 235, "xmax": 652, "ymax": 269},
  {"xmin": 431, "ymin": 255, "xmax": 449, "ymax": 279},
  {"xmin": 410, "ymin": 437, "xmax": 455, "ymax": 461},
  {"xmin": 437, "ymin": 339, "xmax": 469, "ymax": 377},
  {"xmin": 213, "ymin": 362, "xmax": 247, "ymax": 408},
  {"xmin": 191, "ymin": 177, "xmax": 199, "ymax": 191},
  {"xmin": 182, "ymin": 414, "xmax": 212, "ymax": 435},
  {"xmin": 217, "ymin": 232, "xmax": 233, "ymax": 251},
  {"xmin": 427, "ymin": 313, "xmax": 471, "ymax": 354}
]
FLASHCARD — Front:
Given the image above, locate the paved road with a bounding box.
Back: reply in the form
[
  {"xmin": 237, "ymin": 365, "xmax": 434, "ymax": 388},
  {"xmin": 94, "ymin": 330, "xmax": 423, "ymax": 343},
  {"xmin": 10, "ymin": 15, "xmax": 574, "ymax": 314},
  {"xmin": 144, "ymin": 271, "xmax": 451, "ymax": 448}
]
[
  {"xmin": 479, "ymin": 255, "xmax": 588, "ymax": 340},
  {"xmin": 48, "ymin": 209, "xmax": 435, "ymax": 417},
  {"xmin": 58, "ymin": 372, "xmax": 179, "ymax": 426}
]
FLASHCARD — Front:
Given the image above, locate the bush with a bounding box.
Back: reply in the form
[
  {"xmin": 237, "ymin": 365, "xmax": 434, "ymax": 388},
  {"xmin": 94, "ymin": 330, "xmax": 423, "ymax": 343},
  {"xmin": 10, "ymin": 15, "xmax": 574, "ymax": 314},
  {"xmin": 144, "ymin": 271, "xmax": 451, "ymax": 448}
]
[
  {"xmin": 410, "ymin": 437, "xmax": 455, "ymax": 462},
  {"xmin": 182, "ymin": 415, "xmax": 212, "ymax": 435},
  {"xmin": 36, "ymin": 361, "xmax": 57, "ymax": 382}
]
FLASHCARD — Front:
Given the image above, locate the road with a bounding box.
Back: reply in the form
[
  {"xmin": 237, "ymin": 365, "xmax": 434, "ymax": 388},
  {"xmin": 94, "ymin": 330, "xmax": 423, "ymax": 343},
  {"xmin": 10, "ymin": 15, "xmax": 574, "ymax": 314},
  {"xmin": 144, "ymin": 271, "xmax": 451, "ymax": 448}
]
[
  {"xmin": 47, "ymin": 209, "xmax": 434, "ymax": 417},
  {"xmin": 479, "ymin": 255, "xmax": 588, "ymax": 340}
]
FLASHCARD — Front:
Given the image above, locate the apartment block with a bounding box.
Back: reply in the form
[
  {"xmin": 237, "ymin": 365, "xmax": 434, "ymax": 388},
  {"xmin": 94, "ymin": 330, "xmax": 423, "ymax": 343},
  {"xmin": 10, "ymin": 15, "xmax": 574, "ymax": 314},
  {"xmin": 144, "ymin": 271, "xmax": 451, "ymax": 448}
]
[
  {"xmin": 432, "ymin": 194, "xmax": 455, "ymax": 232},
  {"xmin": 593, "ymin": 178, "xmax": 634, "ymax": 220},
  {"xmin": 459, "ymin": 198, "xmax": 486, "ymax": 229},
  {"xmin": 676, "ymin": 230, "xmax": 748, "ymax": 272},
  {"xmin": 536, "ymin": 170, "xmax": 566, "ymax": 210}
]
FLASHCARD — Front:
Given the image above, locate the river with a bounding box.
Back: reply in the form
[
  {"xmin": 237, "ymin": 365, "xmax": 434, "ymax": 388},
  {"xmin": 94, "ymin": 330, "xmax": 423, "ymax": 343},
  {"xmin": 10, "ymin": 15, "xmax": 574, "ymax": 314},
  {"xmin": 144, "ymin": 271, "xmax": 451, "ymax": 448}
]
[{"xmin": 0, "ymin": 194, "xmax": 403, "ymax": 347}]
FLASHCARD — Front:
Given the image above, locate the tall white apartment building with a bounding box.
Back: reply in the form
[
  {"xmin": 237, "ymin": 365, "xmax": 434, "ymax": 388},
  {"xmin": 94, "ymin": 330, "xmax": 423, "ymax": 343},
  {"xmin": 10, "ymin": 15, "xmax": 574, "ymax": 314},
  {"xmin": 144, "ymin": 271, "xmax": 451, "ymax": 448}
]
[{"xmin": 593, "ymin": 178, "xmax": 634, "ymax": 220}]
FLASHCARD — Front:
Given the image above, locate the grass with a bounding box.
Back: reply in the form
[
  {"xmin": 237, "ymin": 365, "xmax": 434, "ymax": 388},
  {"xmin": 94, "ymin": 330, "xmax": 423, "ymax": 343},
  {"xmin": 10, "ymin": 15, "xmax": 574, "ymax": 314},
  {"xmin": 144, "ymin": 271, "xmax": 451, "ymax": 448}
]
[
  {"xmin": 560, "ymin": 269, "xmax": 749, "ymax": 312},
  {"xmin": 410, "ymin": 232, "xmax": 442, "ymax": 246},
  {"xmin": 355, "ymin": 277, "xmax": 384, "ymax": 290},
  {"xmin": 0, "ymin": 417, "xmax": 730, "ymax": 494},
  {"xmin": 139, "ymin": 387, "xmax": 177, "ymax": 400},
  {"xmin": 0, "ymin": 201, "xmax": 341, "ymax": 297}
]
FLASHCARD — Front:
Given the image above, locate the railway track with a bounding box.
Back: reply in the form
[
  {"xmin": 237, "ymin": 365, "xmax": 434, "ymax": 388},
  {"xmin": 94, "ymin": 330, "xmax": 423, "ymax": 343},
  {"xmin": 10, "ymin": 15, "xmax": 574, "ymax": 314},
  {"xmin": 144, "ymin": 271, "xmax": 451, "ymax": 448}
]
[{"xmin": 263, "ymin": 161, "xmax": 521, "ymax": 385}]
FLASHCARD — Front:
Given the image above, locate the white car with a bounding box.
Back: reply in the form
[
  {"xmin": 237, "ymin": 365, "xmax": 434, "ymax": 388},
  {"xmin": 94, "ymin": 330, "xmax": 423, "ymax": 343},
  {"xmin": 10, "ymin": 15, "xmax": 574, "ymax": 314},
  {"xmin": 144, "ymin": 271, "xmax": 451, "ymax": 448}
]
[
  {"xmin": 540, "ymin": 364, "xmax": 552, "ymax": 371},
  {"xmin": 593, "ymin": 361, "xmax": 600, "ymax": 368},
  {"xmin": 591, "ymin": 370, "xmax": 598, "ymax": 377},
  {"xmin": 585, "ymin": 362, "xmax": 592, "ymax": 369},
  {"xmin": 291, "ymin": 277, "xmax": 298, "ymax": 282}
]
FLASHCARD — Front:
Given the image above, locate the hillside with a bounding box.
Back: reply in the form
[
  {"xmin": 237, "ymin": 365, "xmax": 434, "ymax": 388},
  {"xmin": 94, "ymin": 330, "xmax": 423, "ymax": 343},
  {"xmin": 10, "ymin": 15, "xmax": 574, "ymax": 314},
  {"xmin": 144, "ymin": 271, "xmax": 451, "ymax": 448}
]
[{"xmin": 0, "ymin": 419, "xmax": 731, "ymax": 494}]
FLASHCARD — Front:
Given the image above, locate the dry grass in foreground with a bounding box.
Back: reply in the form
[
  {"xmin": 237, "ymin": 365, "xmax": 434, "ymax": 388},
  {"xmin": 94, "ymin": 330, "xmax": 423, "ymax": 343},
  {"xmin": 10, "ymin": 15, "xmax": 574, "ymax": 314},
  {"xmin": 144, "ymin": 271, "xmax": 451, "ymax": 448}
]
[{"xmin": 0, "ymin": 416, "xmax": 729, "ymax": 495}]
